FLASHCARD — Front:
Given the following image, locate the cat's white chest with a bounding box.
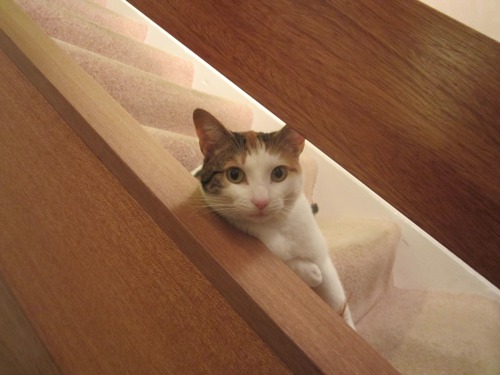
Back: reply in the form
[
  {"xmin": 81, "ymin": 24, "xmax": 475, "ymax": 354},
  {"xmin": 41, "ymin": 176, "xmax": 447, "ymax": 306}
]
[{"xmin": 247, "ymin": 194, "xmax": 326, "ymax": 262}]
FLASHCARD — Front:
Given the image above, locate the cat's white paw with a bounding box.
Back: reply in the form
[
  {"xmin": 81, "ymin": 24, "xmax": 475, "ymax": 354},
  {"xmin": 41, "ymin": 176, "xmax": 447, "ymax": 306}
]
[
  {"xmin": 287, "ymin": 258, "xmax": 323, "ymax": 287},
  {"xmin": 303, "ymin": 264, "xmax": 323, "ymax": 287}
]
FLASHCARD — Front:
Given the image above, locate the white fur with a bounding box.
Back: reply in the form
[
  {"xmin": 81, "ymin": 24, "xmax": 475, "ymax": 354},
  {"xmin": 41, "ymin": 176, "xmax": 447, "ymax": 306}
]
[{"xmin": 202, "ymin": 148, "xmax": 355, "ymax": 329}]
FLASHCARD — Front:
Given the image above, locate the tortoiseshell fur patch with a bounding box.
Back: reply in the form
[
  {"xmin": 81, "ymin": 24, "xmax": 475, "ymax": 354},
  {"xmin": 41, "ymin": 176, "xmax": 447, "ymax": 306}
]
[{"xmin": 196, "ymin": 130, "xmax": 301, "ymax": 195}]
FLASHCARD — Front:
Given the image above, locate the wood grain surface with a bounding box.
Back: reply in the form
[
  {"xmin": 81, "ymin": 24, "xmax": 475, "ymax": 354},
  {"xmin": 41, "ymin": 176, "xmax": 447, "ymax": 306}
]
[
  {"xmin": 0, "ymin": 1, "xmax": 398, "ymax": 373},
  {"xmin": 0, "ymin": 48, "xmax": 290, "ymax": 374},
  {"xmin": 0, "ymin": 278, "xmax": 60, "ymax": 375},
  {"xmin": 128, "ymin": 0, "xmax": 500, "ymax": 287}
]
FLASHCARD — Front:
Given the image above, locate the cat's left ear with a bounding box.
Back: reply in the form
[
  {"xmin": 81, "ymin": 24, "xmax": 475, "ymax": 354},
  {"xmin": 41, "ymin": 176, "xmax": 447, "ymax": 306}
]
[
  {"xmin": 276, "ymin": 125, "xmax": 305, "ymax": 157},
  {"xmin": 193, "ymin": 109, "xmax": 233, "ymax": 158}
]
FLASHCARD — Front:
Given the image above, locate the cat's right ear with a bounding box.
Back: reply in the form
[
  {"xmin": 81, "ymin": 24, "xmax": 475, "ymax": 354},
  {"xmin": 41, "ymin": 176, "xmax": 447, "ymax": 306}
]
[{"xmin": 193, "ymin": 109, "xmax": 232, "ymax": 158}]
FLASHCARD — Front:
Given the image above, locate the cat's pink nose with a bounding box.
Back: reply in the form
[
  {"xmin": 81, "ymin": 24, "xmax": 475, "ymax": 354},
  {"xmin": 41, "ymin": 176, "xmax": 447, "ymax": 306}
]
[{"xmin": 252, "ymin": 198, "xmax": 269, "ymax": 210}]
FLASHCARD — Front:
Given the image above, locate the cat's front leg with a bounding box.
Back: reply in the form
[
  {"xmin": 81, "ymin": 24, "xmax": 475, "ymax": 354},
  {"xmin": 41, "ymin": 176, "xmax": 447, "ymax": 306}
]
[
  {"xmin": 314, "ymin": 257, "xmax": 356, "ymax": 329},
  {"xmin": 286, "ymin": 258, "xmax": 323, "ymax": 287},
  {"xmin": 260, "ymin": 233, "xmax": 322, "ymax": 287}
]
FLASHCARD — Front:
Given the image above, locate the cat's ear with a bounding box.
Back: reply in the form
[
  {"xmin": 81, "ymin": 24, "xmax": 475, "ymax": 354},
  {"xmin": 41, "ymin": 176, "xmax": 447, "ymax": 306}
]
[
  {"xmin": 276, "ymin": 125, "xmax": 305, "ymax": 157},
  {"xmin": 193, "ymin": 109, "xmax": 232, "ymax": 158}
]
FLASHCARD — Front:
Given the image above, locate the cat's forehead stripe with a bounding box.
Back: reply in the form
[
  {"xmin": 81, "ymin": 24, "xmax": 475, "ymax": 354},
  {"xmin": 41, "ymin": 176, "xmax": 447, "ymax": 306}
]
[
  {"xmin": 228, "ymin": 131, "xmax": 265, "ymax": 163},
  {"xmin": 240, "ymin": 131, "xmax": 281, "ymax": 152},
  {"xmin": 245, "ymin": 131, "xmax": 258, "ymax": 149}
]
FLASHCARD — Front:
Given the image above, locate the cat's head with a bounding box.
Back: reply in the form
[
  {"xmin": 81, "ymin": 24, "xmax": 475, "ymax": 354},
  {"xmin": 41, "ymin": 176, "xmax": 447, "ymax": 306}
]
[{"xmin": 193, "ymin": 108, "xmax": 305, "ymax": 225}]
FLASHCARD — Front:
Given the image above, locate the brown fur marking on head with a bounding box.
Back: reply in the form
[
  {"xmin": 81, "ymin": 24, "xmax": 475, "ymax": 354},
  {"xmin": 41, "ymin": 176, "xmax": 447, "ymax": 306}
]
[{"xmin": 244, "ymin": 131, "xmax": 258, "ymax": 150}]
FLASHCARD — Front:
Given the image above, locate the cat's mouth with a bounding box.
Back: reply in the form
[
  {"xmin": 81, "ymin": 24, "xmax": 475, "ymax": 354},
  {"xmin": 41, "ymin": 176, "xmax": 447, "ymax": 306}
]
[{"xmin": 248, "ymin": 210, "xmax": 273, "ymax": 221}]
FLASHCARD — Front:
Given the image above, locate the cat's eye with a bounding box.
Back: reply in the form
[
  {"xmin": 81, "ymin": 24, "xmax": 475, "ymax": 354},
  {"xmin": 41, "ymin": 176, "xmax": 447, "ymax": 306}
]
[
  {"xmin": 226, "ymin": 167, "xmax": 245, "ymax": 184},
  {"xmin": 271, "ymin": 166, "xmax": 287, "ymax": 182}
]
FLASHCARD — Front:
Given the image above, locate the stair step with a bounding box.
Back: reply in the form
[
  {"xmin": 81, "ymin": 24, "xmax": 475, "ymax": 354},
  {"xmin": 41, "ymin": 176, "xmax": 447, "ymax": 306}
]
[
  {"xmin": 357, "ymin": 286, "xmax": 500, "ymax": 375},
  {"xmin": 16, "ymin": 0, "xmax": 193, "ymax": 80},
  {"xmin": 319, "ymin": 219, "xmax": 400, "ymax": 323}
]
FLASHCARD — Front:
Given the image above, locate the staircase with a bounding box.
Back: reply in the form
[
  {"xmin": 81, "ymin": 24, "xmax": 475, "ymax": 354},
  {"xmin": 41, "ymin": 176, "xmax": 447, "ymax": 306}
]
[{"xmin": 13, "ymin": 0, "xmax": 500, "ymax": 374}]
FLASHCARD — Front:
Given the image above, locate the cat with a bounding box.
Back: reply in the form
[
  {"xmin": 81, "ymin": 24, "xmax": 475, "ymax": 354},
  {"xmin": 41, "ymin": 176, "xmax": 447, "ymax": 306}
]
[{"xmin": 192, "ymin": 108, "xmax": 355, "ymax": 329}]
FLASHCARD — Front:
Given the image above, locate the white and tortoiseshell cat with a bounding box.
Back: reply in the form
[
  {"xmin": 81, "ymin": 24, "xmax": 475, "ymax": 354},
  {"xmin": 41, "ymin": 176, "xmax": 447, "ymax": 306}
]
[{"xmin": 193, "ymin": 108, "xmax": 354, "ymax": 329}]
